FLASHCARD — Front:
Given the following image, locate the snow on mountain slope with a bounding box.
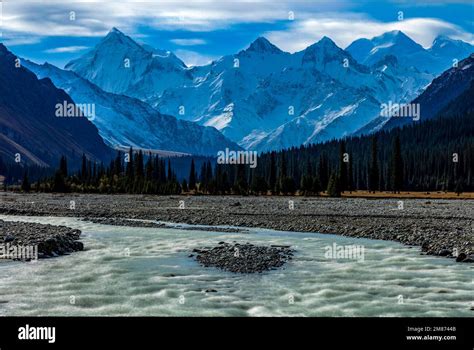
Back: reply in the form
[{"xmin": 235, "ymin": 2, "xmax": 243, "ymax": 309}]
[
  {"xmin": 155, "ymin": 37, "xmax": 293, "ymax": 142},
  {"xmin": 155, "ymin": 35, "xmax": 430, "ymax": 151},
  {"xmin": 244, "ymin": 65, "xmax": 382, "ymax": 151},
  {"xmin": 64, "ymin": 28, "xmax": 466, "ymax": 152},
  {"xmin": 24, "ymin": 60, "xmax": 240, "ymax": 156},
  {"xmin": 65, "ymin": 28, "xmax": 192, "ymax": 103},
  {"xmin": 346, "ymin": 30, "xmax": 473, "ymax": 75},
  {"xmin": 429, "ymin": 35, "xmax": 474, "ymax": 60}
]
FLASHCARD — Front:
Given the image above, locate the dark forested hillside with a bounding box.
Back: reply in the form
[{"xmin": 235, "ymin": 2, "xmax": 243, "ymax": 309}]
[
  {"xmin": 0, "ymin": 44, "xmax": 114, "ymax": 167},
  {"xmin": 214, "ymin": 107, "xmax": 473, "ymax": 194},
  {"xmin": 383, "ymin": 54, "xmax": 474, "ymax": 131}
]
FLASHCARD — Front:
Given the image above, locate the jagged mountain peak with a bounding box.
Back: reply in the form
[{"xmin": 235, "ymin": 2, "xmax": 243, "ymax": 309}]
[
  {"xmin": 318, "ymin": 36, "xmax": 338, "ymax": 46},
  {"xmin": 430, "ymin": 34, "xmax": 474, "ymax": 53},
  {"xmin": 346, "ymin": 30, "xmax": 471, "ymax": 74},
  {"xmin": 306, "ymin": 36, "xmax": 341, "ymax": 52},
  {"xmin": 371, "ymin": 30, "xmax": 424, "ymax": 52},
  {"xmin": 300, "ymin": 36, "xmax": 351, "ymax": 67},
  {"xmin": 99, "ymin": 27, "xmax": 143, "ymax": 50},
  {"xmin": 373, "ymin": 30, "xmax": 413, "ymax": 44},
  {"xmin": 65, "ymin": 27, "xmax": 191, "ymax": 100},
  {"xmin": 24, "ymin": 58, "xmax": 241, "ymax": 156},
  {"xmin": 245, "ymin": 37, "xmax": 283, "ymax": 54},
  {"xmin": 377, "ymin": 30, "xmax": 406, "ymax": 39},
  {"xmin": 56, "ymin": 29, "xmax": 454, "ymax": 152},
  {"xmin": 110, "ymin": 27, "xmax": 122, "ymax": 34}
]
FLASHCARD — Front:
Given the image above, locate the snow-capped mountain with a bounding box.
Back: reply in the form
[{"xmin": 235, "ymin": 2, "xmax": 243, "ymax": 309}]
[
  {"xmin": 155, "ymin": 37, "xmax": 294, "ymax": 143},
  {"xmin": 346, "ymin": 30, "xmax": 473, "ymax": 75},
  {"xmin": 65, "ymin": 28, "xmax": 469, "ymax": 152},
  {"xmin": 429, "ymin": 35, "xmax": 474, "ymax": 60},
  {"xmin": 65, "ymin": 28, "xmax": 193, "ymax": 103},
  {"xmin": 156, "ymin": 35, "xmax": 431, "ymax": 150},
  {"xmin": 156, "ymin": 37, "xmax": 432, "ymax": 151},
  {"xmin": 24, "ymin": 60, "xmax": 240, "ymax": 156}
]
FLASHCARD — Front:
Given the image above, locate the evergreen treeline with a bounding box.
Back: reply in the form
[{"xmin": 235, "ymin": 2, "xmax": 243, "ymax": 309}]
[
  {"xmin": 10, "ymin": 148, "xmax": 181, "ymax": 194},
  {"xmin": 4, "ymin": 112, "xmax": 473, "ymax": 196},
  {"xmin": 193, "ymin": 112, "xmax": 473, "ymax": 195}
]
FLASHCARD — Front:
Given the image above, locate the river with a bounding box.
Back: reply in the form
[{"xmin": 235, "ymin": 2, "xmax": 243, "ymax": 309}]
[{"xmin": 0, "ymin": 215, "xmax": 472, "ymax": 316}]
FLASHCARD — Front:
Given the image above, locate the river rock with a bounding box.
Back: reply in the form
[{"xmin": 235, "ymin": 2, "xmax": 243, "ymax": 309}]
[
  {"xmin": 438, "ymin": 249, "xmax": 451, "ymax": 256},
  {"xmin": 193, "ymin": 242, "xmax": 294, "ymax": 273},
  {"xmin": 0, "ymin": 220, "xmax": 83, "ymax": 260},
  {"xmin": 456, "ymin": 253, "xmax": 467, "ymax": 262}
]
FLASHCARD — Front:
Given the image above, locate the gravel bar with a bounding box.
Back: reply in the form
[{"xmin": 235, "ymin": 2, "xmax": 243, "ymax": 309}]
[{"xmin": 0, "ymin": 192, "xmax": 472, "ymax": 262}]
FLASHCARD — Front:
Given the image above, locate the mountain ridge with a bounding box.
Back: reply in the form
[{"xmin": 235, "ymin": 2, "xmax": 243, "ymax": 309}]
[
  {"xmin": 0, "ymin": 44, "xmax": 113, "ymax": 167},
  {"xmin": 63, "ymin": 28, "xmax": 473, "ymax": 152},
  {"xmin": 24, "ymin": 58, "xmax": 242, "ymax": 157}
]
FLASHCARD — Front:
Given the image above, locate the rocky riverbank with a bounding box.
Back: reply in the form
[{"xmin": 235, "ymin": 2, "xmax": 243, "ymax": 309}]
[
  {"xmin": 0, "ymin": 219, "xmax": 83, "ymax": 260},
  {"xmin": 81, "ymin": 217, "xmax": 247, "ymax": 232},
  {"xmin": 192, "ymin": 242, "xmax": 294, "ymax": 273},
  {"xmin": 0, "ymin": 192, "xmax": 472, "ymax": 262}
]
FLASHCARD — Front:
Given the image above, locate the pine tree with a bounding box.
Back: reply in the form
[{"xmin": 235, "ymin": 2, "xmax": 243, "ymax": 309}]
[
  {"xmin": 318, "ymin": 154, "xmax": 329, "ymax": 190},
  {"xmin": 300, "ymin": 175, "xmax": 313, "ymax": 196},
  {"xmin": 368, "ymin": 137, "xmax": 379, "ymax": 193},
  {"xmin": 280, "ymin": 152, "xmax": 287, "ymax": 180},
  {"xmin": 391, "ymin": 135, "xmax": 403, "ymax": 193},
  {"xmin": 347, "ymin": 157, "xmax": 353, "ymax": 193},
  {"xmin": 189, "ymin": 159, "xmax": 196, "ymax": 190},
  {"xmin": 181, "ymin": 179, "xmax": 188, "ymax": 192},
  {"xmin": 114, "ymin": 151, "xmax": 122, "ymax": 176},
  {"xmin": 87, "ymin": 159, "xmax": 92, "ymax": 183},
  {"xmin": 311, "ymin": 177, "xmax": 321, "ymax": 195},
  {"xmin": 145, "ymin": 156, "xmax": 153, "ymax": 180},
  {"xmin": 281, "ymin": 177, "xmax": 296, "ymax": 195},
  {"xmin": 206, "ymin": 160, "xmax": 213, "ymax": 184},
  {"xmin": 167, "ymin": 159, "xmax": 173, "ymax": 181},
  {"xmin": 52, "ymin": 170, "xmax": 67, "ymax": 193},
  {"xmin": 338, "ymin": 141, "xmax": 347, "ymax": 192},
  {"xmin": 21, "ymin": 171, "xmax": 30, "ymax": 192},
  {"xmin": 59, "ymin": 156, "xmax": 68, "ymax": 177},
  {"xmin": 251, "ymin": 175, "xmax": 268, "ymax": 195},
  {"xmin": 235, "ymin": 163, "xmax": 248, "ymax": 195},
  {"xmin": 269, "ymin": 152, "xmax": 277, "ymax": 194},
  {"xmin": 327, "ymin": 172, "xmax": 341, "ymax": 197},
  {"xmin": 199, "ymin": 162, "xmax": 207, "ymax": 193},
  {"xmin": 81, "ymin": 153, "xmax": 87, "ymax": 181},
  {"xmin": 135, "ymin": 150, "xmax": 144, "ymax": 179},
  {"xmin": 126, "ymin": 147, "xmax": 134, "ymax": 180},
  {"xmin": 455, "ymin": 179, "xmax": 463, "ymax": 196}
]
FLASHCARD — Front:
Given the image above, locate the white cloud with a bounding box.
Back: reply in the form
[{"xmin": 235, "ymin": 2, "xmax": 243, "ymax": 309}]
[
  {"xmin": 1, "ymin": 1, "xmax": 296, "ymax": 37},
  {"xmin": 170, "ymin": 38, "xmax": 206, "ymax": 46},
  {"xmin": 265, "ymin": 16, "xmax": 474, "ymax": 52},
  {"xmin": 1, "ymin": 1, "xmax": 472, "ymax": 54},
  {"xmin": 44, "ymin": 46, "xmax": 89, "ymax": 53},
  {"xmin": 174, "ymin": 49, "xmax": 216, "ymax": 67},
  {"xmin": 0, "ymin": 35, "xmax": 42, "ymax": 46}
]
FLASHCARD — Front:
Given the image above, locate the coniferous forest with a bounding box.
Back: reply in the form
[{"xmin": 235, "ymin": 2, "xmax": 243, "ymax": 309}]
[{"xmin": 2, "ymin": 110, "xmax": 472, "ymax": 196}]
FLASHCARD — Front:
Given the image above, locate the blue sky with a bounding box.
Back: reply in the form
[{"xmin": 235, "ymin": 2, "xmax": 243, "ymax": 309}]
[{"xmin": 1, "ymin": 0, "xmax": 473, "ymax": 68}]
